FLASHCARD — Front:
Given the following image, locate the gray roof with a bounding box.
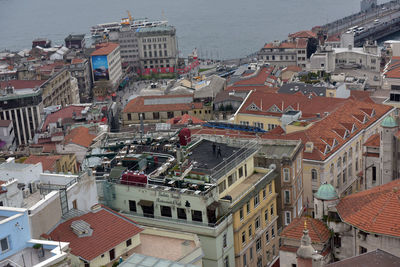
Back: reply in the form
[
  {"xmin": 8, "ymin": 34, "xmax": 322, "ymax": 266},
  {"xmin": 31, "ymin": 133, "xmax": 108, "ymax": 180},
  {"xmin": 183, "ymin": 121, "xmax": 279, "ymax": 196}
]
[
  {"xmin": 278, "ymin": 82, "xmax": 327, "ymax": 97},
  {"xmin": 258, "ymin": 144, "xmax": 298, "ymax": 159},
  {"xmin": 119, "ymin": 253, "xmax": 197, "ymax": 267},
  {"xmin": 193, "ymin": 75, "xmax": 225, "ymax": 99},
  {"xmin": 137, "ymin": 25, "xmax": 175, "ymax": 34},
  {"xmin": 214, "ymin": 91, "xmax": 243, "ymax": 104},
  {"xmin": 326, "ymin": 249, "xmax": 400, "ymax": 267}
]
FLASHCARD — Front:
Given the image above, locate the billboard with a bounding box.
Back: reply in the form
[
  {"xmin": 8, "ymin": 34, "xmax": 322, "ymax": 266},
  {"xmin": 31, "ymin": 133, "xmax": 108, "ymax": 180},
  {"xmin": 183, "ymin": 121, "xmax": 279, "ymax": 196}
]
[{"xmin": 92, "ymin": 55, "xmax": 109, "ymax": 81}]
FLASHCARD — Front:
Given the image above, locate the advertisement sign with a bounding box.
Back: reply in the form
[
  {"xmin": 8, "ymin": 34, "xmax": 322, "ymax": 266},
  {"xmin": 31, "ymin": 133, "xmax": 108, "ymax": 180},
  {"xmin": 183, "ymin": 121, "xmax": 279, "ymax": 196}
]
[{"xmin": 92, "ymin": 55, "xmax": 109, "ymax": 81}]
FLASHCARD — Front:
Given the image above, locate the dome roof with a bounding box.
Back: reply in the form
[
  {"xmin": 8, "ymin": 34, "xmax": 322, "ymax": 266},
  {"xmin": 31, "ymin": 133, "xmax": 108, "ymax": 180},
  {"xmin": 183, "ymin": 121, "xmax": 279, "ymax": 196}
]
[
  {"xmin": 315, "ymin": 183, "xmax": 338, "ymax": 200},
  {"xmin": 381, "ymin": 116, "xmax": 397, "ymax": 128}
]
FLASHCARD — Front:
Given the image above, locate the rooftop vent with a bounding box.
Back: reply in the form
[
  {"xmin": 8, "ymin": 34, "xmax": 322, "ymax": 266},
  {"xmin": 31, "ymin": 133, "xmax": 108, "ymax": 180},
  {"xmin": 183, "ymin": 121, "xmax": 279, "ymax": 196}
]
[{"xmin": 71, "ymin": 220, "xmax": 93, "ymax": 237}]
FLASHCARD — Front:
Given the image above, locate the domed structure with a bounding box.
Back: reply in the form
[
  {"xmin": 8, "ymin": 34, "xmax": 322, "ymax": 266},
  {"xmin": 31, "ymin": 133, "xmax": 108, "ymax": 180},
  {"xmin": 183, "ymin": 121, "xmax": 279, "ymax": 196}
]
[
  {"xmin": 314, "ymin": 183, "xmax": 338, "ymax": 200},
  {"xmin": 381, "ymin": 116, "xmax": 397, "ymax": 128}
]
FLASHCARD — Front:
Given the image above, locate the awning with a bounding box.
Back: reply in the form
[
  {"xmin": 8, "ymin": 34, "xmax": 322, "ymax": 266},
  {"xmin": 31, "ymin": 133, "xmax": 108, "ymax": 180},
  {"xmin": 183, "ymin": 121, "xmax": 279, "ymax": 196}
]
[{"xmin": 138, "ymin": 200, "xmax": 154, "ymax": 207}]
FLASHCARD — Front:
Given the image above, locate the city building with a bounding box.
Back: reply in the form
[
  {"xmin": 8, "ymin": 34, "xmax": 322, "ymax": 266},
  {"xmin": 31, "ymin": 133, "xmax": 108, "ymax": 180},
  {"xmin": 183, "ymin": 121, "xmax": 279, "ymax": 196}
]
[
  {"xmin": 90, "ymin": 42, "xmax": 123, "ymax": 89},
  {"xmin": 40, "ymin": 67, "xmax": 80, "ymax": 107},
  {"xmin": 64, "ymin": 34, "xmax": 86, "ymax": 49},
  {"xmin": 279, "ymin": 217, "xmax": 331, "ymax": 267},
  {"xmin": 234, "ymin": 90, "xmax": 394, "ymax": 214},
  {"xmin": 0, "ymin": 120, "xmax": 16, "ymax": 151},
  {"xmin": 136, "ymin": 25, "xmax": 178, "ymax": 74},
  {"xmin": 0, "ymin": 206, "xmax": 69, "ymax": 267},
  {"xmin": 0, "ymin": 80, "xmax": 44, "ymax": 146},
  {"xmin": 382, "ymin": 56, "xmax": 400, "ymax": 108},
  {"xmin": 0, "ymin": 178, "xmax": 23, "ymax": 207},
  {"xmin": 114, "ymin": 26, "xmax": 140, "ymax": 70},
  {"xmin": 278, "ymin": 82, "xmax": 350, "ymax": 99},
  {"xmin": 122, "ymin": 94, "xmax": 212, "ymax": 125},
  {"xmin": 67, "ymin": 58, "xmax": 92, "ymax": 102},
  {"xmin": 23, "ymin": 154, "xmax": 77, "ymax": 174},
  {"xmin": 258, "ymin": 39, "xmax": 308, "ymax": 68},
  {"xmin": 326, "ymin": 249, "xmax": 400, "ymax": 267},
  {"xmin": 315, "ymin": 179, "xmax": 400, "ymax": 260}
]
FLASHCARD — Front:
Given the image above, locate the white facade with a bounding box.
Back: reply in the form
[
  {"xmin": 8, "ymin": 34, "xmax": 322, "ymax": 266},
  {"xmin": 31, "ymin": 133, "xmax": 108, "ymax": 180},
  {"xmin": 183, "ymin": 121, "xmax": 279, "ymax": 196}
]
[
  {"xmin": 0, "ymin": 160, "xmax": 42, "ymax": 185},
  {"xmin": 0, "ymin": 122, "xmax": 16, "ymax": 151},
  {"xmin": 107, "ymin": 46, "xmax": 123, "ymax": 87},
  {"xmin": 0, "ymin": 178, "xmax": 23, "ymax": 207}
]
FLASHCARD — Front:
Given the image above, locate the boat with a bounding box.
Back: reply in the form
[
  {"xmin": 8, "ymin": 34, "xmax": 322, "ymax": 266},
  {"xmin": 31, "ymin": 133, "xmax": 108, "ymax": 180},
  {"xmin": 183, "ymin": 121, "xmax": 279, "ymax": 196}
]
[{"xmin": 90, "ymin": 11, "xmax": 168, "ymax": 38}]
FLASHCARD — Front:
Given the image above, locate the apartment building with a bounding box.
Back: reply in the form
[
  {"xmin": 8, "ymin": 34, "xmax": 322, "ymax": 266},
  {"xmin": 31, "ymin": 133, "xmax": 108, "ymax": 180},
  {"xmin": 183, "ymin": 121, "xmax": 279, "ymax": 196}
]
[
  {"xmin": 0, "ymin": 80, "xmax": 44, "ymax": 146},
  {"xmin": 0, "ymin": 120, "xmax": 16, "ymax": 151},
  {"xmin": 67, "ymin": 58, "xmax": 92, "ymax": 102},
  {"xmin": 258, "ymin": 39, "xmax": 308, "ymax": 68},
  {"xmin": 136, "ymin": 25, "xmax": 178, "ymax": 74}
]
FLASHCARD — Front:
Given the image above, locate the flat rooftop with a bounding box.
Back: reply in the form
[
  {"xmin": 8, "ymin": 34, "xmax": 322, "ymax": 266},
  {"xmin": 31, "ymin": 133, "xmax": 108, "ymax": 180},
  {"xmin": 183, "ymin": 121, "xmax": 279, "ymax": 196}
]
[
  {"xmin": 228, "ymin": 172, "xmax": 269, "ymax": 202},
  {"xmin": 188, "ymin": 139, "xmax": 238, "ymax": 171},
  {"xmin": 132, "ymin": 233, "xmax": 196, "ymax": 261}
]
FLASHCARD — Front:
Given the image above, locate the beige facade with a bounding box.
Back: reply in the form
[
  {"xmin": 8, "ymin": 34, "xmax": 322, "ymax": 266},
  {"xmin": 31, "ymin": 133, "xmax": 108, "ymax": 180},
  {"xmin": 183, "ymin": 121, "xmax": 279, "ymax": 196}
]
[{"xmin": 40, "ymin": 68, "xmax": 79, "ymax": 107}]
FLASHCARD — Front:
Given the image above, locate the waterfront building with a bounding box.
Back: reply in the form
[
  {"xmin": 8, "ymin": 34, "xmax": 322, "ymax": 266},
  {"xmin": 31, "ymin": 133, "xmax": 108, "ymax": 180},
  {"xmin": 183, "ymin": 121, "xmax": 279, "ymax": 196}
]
[
  {"xmin": 64, "ymin": 34, "xmax": 86, "ymax": 49},
  {"xmin": 258, "ymin": 40, "xmax": 308, "ymax": 68},
  {"xmin": 114, "ymin": 26, "xmax": 140, "ymax": 70},
  {"xmin": 122, "ymin": 94, "xmax": 212, "ymax": 125},
  {"xmin": 0, "ymin": 80, "xmax": 44, "ymax": 146},
  {"xmin": 136, "ymin": 25, "xmax": 178, "ymax": 75}
]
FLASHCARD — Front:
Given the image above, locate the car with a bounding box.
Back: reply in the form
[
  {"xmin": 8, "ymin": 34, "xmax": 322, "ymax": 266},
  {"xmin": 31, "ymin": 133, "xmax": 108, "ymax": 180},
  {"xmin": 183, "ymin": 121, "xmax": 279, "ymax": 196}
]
[{"xmin": 374, "ymin": 19, "xmax": 380, "ymax": 24}]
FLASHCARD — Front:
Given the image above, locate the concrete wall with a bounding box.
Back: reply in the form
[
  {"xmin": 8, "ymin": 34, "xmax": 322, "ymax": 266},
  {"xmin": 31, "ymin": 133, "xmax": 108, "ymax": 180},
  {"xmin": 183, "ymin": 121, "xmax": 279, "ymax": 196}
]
[
  {"xmin": 0, "ymin": 207, "xmax": 32, "ymax": 261},
  {"xmin": 66, "ymin": 173, "xmax": 98, "ymax": 211},
  {"xmin": 0, "ymin": 179, "xmax": 23, "ymax": 207},
  {"xmin": 0, "ymin": 162, "xmax": 42, "ymax": 185},
  {"xmin": 56, "ymin": 143, "xmax": 87, "ymax": 163}
]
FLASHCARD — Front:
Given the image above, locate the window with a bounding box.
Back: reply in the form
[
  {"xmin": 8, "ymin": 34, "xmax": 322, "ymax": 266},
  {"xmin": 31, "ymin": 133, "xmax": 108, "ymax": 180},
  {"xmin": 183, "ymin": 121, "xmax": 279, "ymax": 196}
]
[
  {"xmin": 248, "ymin": 225, "xmax": 252, "ymax": 237},
  {"xmin": 264, "ymin": 209, "xmax": 268, "ymax": 222},
  {"xmin": 129, "ymin": 200, "xmax": 136, "ymax": 212},
  {"xmin": 348, "ymin": 163, "xmax": 352, "ymax": 177},
  {"xmin": 109, "ymin": 248, "xmax": 115, "ymax": 261},
  {"xmin": 219, "ymin": 180, "xmax": 226, "ymax": 193},
  {"xmin": 284, "ymin": 190, "xmax": 290, "ymax": 204},
  {"xmin": 140, "ymin": 113, "xmax": 145, "ymax": 120},
  {"xmin": 254, "ymin": 194, "xmax": 260, "ymax": 208},
  {"xmin": 240, "ymin": 208, "xmax": 244, "ymax": 220},
  {"xmin": 167, "ymin": 111, "xmax": 174, "ymax": 119},
  {"xmin": 242, "ymin": 231, "xmax": 246, "ymax": 244},
  {"xmin": 265, "ymin": 231, "xmax": 269, "ymax": 243},
  {"xmin": 223, "ymin": 233, "xmax": 227, "ymax": 248},
  {"xmin": 256, "ymin": 238, "xmax": 262, "ymax": 252},
  {"xmin": 263, "ymin": 189, "xmax": 266, "ymax": 199},
  {"xmin": 177, "ymin": 208, "xmax": 187, "ymax": 220},
  {"xmin": 247, "ymin": 201, "xmax": 251, "ymax": 214},
  {"xmin": 343, "ymin": 169, "xmax": 346, "ymax": 184},
  {"xmin": 126, "ymin": 238, "xmax": 132, "ymax": 247},
  {"xmin": 161, "ymin": 205, "xmax": 172, "ymax": 217},
  {"xmin": 153, "ymin": 112, "xmax": 160, "ymax": 120},
  {"xmin": 270, "ymin": 205, "xmax": 274, "ymax": 216},
  {"xmin": 255, "ymin": 216, "xmax": 260, "ymax": 230},
  {"xmin": 127, "ymin": 113, "xmax": 132, "ymax": 121},
  {"xmin": 250, "ymin": 247, "xmax": 253, "ymax": 260},
  {"xmin": 283, "ymin": 168, "xmax": 290, "ymax": 182},
  {"xmin": 285, "ymin": 211, "xmax": 291, "ymax": 225},
  {"xmin": 359, "ymin": 246, "xmax": 367, "ymax": 254},
  {"xmin": 372, "ymin": 166, "xmax": 377, "ymax": 183},
  {"xmin": 271, "ymin": 226, "xmax": 275, "ymax": 238},
  {"xmin": 0, "ymin": 237, "xmax": 9, "ymax": 252},
  {"xmin": 239, "ymin": 167, "xmax": 244, "ymax": 177},
  {"xmin": 224, "ymin": 256, "xmax": 229, "ymax": 267},
  {"xmin": 269, "ymin": 184, "xmax": 272, "ymax": 194},
  {"xmin": 311, "ymin": 169, "xmax": 318, "ymax": 181},
  {"xmin": 272, "ymin": 244, "xmax": 276, "ymax": 256},
  {"xmin": 243, "ymin": 253, "xmax": 247, "ymax": 266},
  {"xmin": 191, "ymin": 210, "xmax": 202, "ymax": 222},
  {"xmin": 337, "ymin": 157, "xmax": 342, "ymax": 169}
]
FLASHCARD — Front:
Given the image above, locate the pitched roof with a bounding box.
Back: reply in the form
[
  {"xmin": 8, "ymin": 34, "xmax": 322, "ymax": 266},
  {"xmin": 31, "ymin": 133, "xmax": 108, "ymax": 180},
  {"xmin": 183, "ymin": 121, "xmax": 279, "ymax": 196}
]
[
  {"xmin": 41, "ymin": 105, "xmax": 86, "ymax": 131},
  {"xmin": 289, "ymin": 30, "xmax": 317, "ymax": 39},
  {"xmin": 24, "ymin": 155, "xmax": 62, "ymax": 172},
  {"xmin": 364, "ymin": 133, "xmax": 380, "ymax": 147},
  {"xmin": 64, "ymin": 127, "xmax": 96, "ymax": 148},
  {"xmin": 280, "ymin": 217, "xmax": 330, "ymax": 244},
  {"xmin": 48, "ymin": 206, "xmax": 143, "ymax": 261},
  {"xmin": 166, "ymin": 114, "xmax": 205, "ymax": 125},
  {"xmin": 232, "ymin": 67, "xmax": 275, "ymax": 86},
  {"xmin": 123, "ymin": 95, "xmax": 203, "ymax": 113},
  {"xmin": 336, "ymin": 179, "xmax": 400, "ymax": 237},
  {"xmin": 326, "ymin": 249, "xmax": 400, "ymax": 267},
  {"xmin": 0, "ymin": 120, "xmax": 12, "ymax": 127},
  {"xmin": 0, "ymin": 80, "xmax": 46, "ymax": 90},
  {"xmin": 71, "ymin": 58, "xmax": 85, "ymax": 64},
  {"xmin": 91, "ymin": 42, "xmax": 119, "ymax": 56},
  {"xmin": 384, "ymin": 56, "xmax": 400, "ymax": 78},
  {"xmin": 263, "ymin": 39, "xmax": 307, "ymax": 49},
  {"xmin": 326, "ymin": 34, "xmax": 340, "ymax": 42}
]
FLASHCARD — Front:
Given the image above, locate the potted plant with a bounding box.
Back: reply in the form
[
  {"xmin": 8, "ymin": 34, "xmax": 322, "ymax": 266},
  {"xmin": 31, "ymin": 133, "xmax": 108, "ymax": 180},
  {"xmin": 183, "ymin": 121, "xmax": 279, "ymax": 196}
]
[{"xmin": 33, "ymin": 243, "xmax": 44, "ymax": 258}]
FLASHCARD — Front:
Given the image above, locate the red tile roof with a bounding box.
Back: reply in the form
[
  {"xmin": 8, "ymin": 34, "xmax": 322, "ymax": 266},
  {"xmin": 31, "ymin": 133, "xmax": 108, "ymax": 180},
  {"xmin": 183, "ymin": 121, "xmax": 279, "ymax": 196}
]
[
  {"xmin": 263, "ymin": 39, "xmax": 307, "ymax": 49},
  {"xmin": 282, "ymin": 66, "xmax": 302, "ymax": 73},
  {"xmin": 364, "ymin": 133, "xmax": 380, "ymax": 147},
  {"xmin": 233, "ymin": 67, "xmax": 275, "ymax": 86},
  {"xmin": 123, "ymin": 95, "xmax": 203, "ymax": 113},
  {"xmin": 280, "ymin": 217, "xmax": 330, "ymax": 244},
  {"xmin": 0, "ymin": 80, "xmax": 46, "ymax": 90},
  {"xmin": 24, "ymin": 155, "xmax": 62, "ymax": 172},
  {"xmin": 91, "ymin": 42, "xmax": 119, "ymax": 56},
  {"xmin": 64, "ymin": 126, "xmax": 96, "ymax": 148},
  {"xmin": 166, "ymin": 114, "xmax": 205, "ymax": 125},
  {"xmin": 289, "ymin": 30, "xmax": 317, "ymax": 39},
  {"xmin": 326, "ymin": 34, "xmax": 340, "ymax": 42},
  {"xmin": 71, "ymin": 58, "xmax": 85, "ymax": 64},
  {"xmin": 48, "ymin": 206, "xmax": 143, "ymax": 261},
  {"xmin": 41, "ymin": 105, "xmax": 86, "ymax": 131},
  {"xmin": 0, "ymin": 120, "xmax": 12, "ymax": 127},
  {"xmin": 225, "ymin": 85, "xmax": 278, "ymax": 93},
  {"xmin": 336, "ymin": 179, "xmax": 400, "ymax": 237},
  {"xmin": 384, "ymin": 57, "xmax": 400, "ymax": 79}
]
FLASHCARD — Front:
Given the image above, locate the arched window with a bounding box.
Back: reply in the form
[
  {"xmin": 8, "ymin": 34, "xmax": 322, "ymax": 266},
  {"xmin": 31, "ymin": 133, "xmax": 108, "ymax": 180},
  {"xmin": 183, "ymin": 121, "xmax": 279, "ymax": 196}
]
[
  {"xmin": 356, "ymin": 142, "xmax": 359, "ymax": 152},
  {"xmin": 337, "ymin": 157, "xmax": 342, "ymax": 169},
  {"xmin": 311, "ymin": 169, "xmax": 318, "ymax": 181},
  {"xmin": 349, "ymin": 148, "xmax": 353, "ymax": 159},
  {"xmin": 343, "ymin": 153, "xmax": 347, "ymax": 165},
  {"xmin": 330, "ymin": 164, "xmax": 334, "ymax": 174}
]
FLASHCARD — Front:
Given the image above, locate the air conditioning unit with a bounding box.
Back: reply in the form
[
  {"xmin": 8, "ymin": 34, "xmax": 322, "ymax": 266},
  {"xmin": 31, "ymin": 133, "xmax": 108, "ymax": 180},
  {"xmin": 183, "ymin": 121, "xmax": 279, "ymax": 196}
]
[{"xmin": 23, "ymin": 189, "xmax": 30, "ymax": 198}]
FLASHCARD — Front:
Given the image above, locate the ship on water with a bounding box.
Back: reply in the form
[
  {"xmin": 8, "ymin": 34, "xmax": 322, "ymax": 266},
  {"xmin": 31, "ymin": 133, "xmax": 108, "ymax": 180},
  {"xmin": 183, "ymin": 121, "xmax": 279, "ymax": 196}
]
[{"xmin": 90, "ymin": 11, "xmax": 168, "ymax": 38}]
